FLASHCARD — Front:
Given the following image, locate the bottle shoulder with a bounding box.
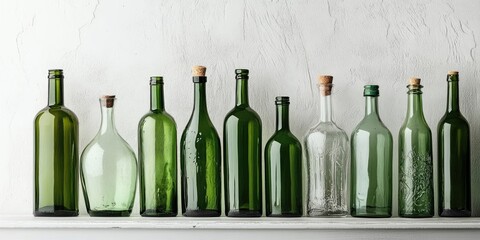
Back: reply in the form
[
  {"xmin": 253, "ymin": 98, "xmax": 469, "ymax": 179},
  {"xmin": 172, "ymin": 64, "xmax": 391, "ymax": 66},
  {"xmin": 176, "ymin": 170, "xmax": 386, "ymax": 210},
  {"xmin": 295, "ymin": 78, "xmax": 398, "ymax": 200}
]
[
  {"xmin": 35, "ymin": 106, "xmax": 78, "ymax": 123},
  {"xmin": 139, "ymin": 111, "xmax": 176, "ymax": 127},
  {"xmin": 267, "ymin": 130, "xmax": 301, "ymax": 147},
  {"xmin": 306, "ymin": 122, "xmax": 347, "ymax": 137},
  {"xmin": 438, "ymin": 112, "xmax": 469, "ymax": 127},
  {"xmin": 400, "ymin": 116, "xmax": 431, "ymax": 133},
  {"xmin": 224, "ymin": 106, "xmax": 261, "ymax": 123},
  {"xmin": 82, "ymin": 132, "xmax": 136, "ymax": 160},
  {"xmin": 352, "ymin": 117, "xmax": 392, "ymax": 137}
]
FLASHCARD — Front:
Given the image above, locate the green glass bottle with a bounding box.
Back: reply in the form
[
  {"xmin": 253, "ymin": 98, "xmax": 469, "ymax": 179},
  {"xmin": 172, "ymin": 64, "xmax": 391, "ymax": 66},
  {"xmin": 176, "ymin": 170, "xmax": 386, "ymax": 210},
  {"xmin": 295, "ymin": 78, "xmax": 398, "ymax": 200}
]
[
  {"xmin": 265, "ymin": 97, "xmax": 303, "ymax": 217},
  {"xmin": 34, "ymin": 69, "xmax": 79, "ymax": 217},
  {"xmin": 438, "ymin": 71, "xmax": 471, "ymax": 217},
  {"xmin": 181, "ymin": 66, "xmax": 221, "ymax": 217},
  {"xmin": 398, "ymin": 78, "xmax": 434, "ymax": 218},
  {"xmin": 350, "ymin": 85, "xmax": 393, "ymax": 218},
  {"xmin": 224, "ymin": 69, "xmax": 262, "ymax": 217},
  {"xmin": 138, "ymin": 77, "xmax": 177, "ymax": 217}
]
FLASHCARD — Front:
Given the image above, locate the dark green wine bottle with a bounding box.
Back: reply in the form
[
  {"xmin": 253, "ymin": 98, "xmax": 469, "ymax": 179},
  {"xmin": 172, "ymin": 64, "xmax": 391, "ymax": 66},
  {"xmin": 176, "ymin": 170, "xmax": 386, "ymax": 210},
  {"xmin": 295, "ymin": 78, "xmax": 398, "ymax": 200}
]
[
  {"xmin": 265, "ymin": 97, "xmax": 303, "ymax": 217},
  {"xmin": 398, "ymin": 78, "xmax": 434, "ymax": 218},
  {"xmin": 181, "ymin": 66, "xmax": 221, "ymax": 217},
  {"xmin": 34, "ymin": 69, "xmax": 79, "ymax": 217},
  {"xmin": 438, "ymin": 71, "xmax": 471, "ymax": 217},
  {"xmin": 350, "ymin": 85, "xmax": 393, "ymax": 218},
  {"xmin": 224, "ymin": 69, "xmax": 262, "ymax": 217},
  {"xmin": 138, "ymin": 77, "xmax": 177, "ymax": 217}
]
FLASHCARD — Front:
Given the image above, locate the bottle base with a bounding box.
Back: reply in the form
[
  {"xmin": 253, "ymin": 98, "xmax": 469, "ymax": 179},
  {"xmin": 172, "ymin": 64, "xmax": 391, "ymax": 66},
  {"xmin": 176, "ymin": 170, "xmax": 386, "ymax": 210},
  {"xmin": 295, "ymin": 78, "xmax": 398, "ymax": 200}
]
[
  {"xmin": 351, "ymin": 207, "xmax": 391, "ymax": 218},
  {"xmin": 141, "ymin": 209, "xmax": 178, "ymax": 217},
  {"xmin": 307, "ymin": 209, "xmax": 348, "ymax": 217},
  {"xmin": 183, "ymin": 209, "xmax": 221, "ymax": 217},
  {"xmin": 226, "ymin": 210, "xmax": 262, "ymax": 217},
  {"xmin": 267, "ymin": 212, "xmax": 302, "ymax": 217},
  {"xmin": 34, "ymin": 206, "xmax": 78, "ymax": 217},
  {"xmin": 88, "ymin": 210, "xmax": 131, "ymax": 217},
  {"xmin": 399, "ymin": 213, "xmax": 434, "ymax": 218},
  {"xmin": 439, "ymin": 209, "xmax": 471, "ymax": 217}
]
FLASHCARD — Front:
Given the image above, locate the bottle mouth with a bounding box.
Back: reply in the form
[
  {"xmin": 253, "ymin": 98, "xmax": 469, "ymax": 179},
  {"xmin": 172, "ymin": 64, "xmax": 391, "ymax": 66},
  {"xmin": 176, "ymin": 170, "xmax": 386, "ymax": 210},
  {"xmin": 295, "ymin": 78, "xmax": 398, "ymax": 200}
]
[
  {"xmin": 363, "ymin": 85, "xmax": 379, "ymax": 96},
  {"xmin": 100, "ymin": 95, "xmax": 116, "ymax": 108},
  {"xmin": 48, "ymin": 69, "xmax": 63, "ymax": 79},
  {"xmin": 275, "ymin": 96, "xmax": 290, "ymax": 105},
  {"xmin": 235, "ymin": 69, "xmax": 249, "ymax": 80},
  {"xmin": 150, "ymin": 76, "xmax": 164, "ymax": 85}
]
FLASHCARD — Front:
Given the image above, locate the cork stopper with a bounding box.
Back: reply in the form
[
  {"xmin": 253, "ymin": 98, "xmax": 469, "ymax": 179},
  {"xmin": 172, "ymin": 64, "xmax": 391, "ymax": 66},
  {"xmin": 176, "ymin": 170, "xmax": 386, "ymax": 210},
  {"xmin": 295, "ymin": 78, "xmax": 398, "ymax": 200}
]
[
  {"xmin": 101, "ymin": 95, "xmax": 116, "ymax": 108},
  {"xmin": 409, "ymin": 77, "xmax": 421, "ymax": 86},
  {"xmin": 448, "ymin": 70, "xmax": 459, "ymax": 75},
  {"xmin": 317, "ymin": 75, "xmax": 333, "ymax": 96},
  {"xmin": 192, "ymin": 66, "xmax": 206, "ymax": 76}
]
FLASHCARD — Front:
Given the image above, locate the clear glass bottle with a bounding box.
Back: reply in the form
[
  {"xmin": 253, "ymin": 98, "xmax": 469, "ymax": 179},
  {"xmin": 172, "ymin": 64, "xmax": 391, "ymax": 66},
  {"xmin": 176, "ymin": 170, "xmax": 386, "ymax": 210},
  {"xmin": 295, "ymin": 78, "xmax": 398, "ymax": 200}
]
[
  {"xmin": 34, "ymin": 69, "xmax": 79, "ymax": 217},
  {"xmin": 398, "ymin": 78, "xmax": 434, "ymax": 218},
  {"xmin": 180, "ymin": 66, "xmax": 221, "ymax": 217},
  {"xmin": 438, "ymin": 71, "xmax": 471, "ymax": 217},
  {"xmin": 265, "ymin": 96, "xmax": 303, "ymax": 217},
  {"xmin": 304, "ymin": 75, "xmax": 349, "ymax": 217},
  {"xmin": 350, "ymin": 85, "xmax": 393, "ymax": 217},
  {"xmin": 81, "ymin": 95, "xmax": 138, "ymax": 217},
  {"xmin": 138, "ymin": 77, "xmax": 177, "ymax": 217},
  {"xmin": 224, "ymin": 69, "xmax": 262, "ymax": 217}
]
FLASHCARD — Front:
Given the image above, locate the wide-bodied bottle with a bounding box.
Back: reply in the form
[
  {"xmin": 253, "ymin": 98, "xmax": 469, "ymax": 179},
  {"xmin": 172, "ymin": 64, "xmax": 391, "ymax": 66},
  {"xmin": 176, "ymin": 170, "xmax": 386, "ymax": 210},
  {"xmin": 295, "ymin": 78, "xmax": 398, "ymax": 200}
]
[
  {"xmin": 305, "ymin": 75, "xmax": 349, "ymax": 217},
  {"xmin": 398, "ymin": 78, "xmax": 434, "ymax": 218},
  {"xmin": 138, "ymin": 77, "xmax": 177, "ymax": 217},
  {"xmin": 350, "ymin": 85, "xmax": 393, "ymax": 218},
  {"xmin": 224, "ymin": 69, "xmax": 262, "ymax": 217},
  {"xmin": 181, "ymin": 66, "xmax": 221, "ymax": 217},
  {"xmin": 34, "ymin": 69, "xmax": 79, "ymax": 217}
]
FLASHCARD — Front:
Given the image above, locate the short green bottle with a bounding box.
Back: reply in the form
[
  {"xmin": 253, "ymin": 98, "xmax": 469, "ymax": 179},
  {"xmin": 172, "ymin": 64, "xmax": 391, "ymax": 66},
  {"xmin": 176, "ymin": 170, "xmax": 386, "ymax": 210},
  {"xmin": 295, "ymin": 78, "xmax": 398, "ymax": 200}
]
[
  {"xmin": 34, "ymin": 69, "xmax": 79, "ymax": 217},
  {"xmin": 138, "ymin": 77, "xmax": 177, "ymax": 217},
  {"xmin": 350, "ymin": 85, "xmax": 393, "ymax": 218},
  {"xmin": 438, "ymin": 71, "xmax": 471, "ymax": 217},
  {"xmin": 224, "ymin": 69, "xmax": 262, "ymax": 217},
  {"xmin": 181, "ymin": 66, "xmax": 221, "ymax": 217},
  {"xmin": 265, "ymin": 97, "xmax": 303, "ymax": 217},
  {"xmin": 398, "ymin": 78, "xmax": 434, "ymax": 218}
]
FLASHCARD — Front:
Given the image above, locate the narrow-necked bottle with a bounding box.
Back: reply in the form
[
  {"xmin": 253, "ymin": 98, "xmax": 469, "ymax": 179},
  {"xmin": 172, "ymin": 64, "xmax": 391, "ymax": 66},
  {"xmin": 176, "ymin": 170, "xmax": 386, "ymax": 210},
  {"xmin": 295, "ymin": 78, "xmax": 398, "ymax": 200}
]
[
  {"xmin": 181, "ymin": 66, "xmax": 221, "ymax": 217},
  {"xmin": 438, "ymin": 71, "xmax": 471, "ymax": 217},
  {"xmin": 80, "ymin": 95, "xmax": 138, "ymax": 217},
  {"xmin": 34, "ymin": 69, "xmax": 79, "ymax": 216},
  {"xmin": 224, "ymin": 69, "xmax": 262, "ymax": 217},
  {"xmin": 305, "ymin": 75, "xmax": 349, "ymax": 217},
  {"xmin": 265, "ymin": 96, "xmax": 303, "ymax": 217},
  {"xmin": 398, "ymin": 78, "xmax": 434, "ymax": 218},
  {"xmin": 350, "ymin": 85, "xmax": 393, "ymax": 218},
  {"xmin": 138, "ymin": 77, "xmax": 177, "ymax": 217}
]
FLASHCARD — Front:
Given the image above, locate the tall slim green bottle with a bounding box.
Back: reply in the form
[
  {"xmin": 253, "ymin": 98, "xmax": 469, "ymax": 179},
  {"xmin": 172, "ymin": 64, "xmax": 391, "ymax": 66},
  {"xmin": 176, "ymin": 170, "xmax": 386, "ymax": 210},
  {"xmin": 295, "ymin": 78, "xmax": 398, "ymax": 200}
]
[
  {"xmin": 224, "ymin": 69, "xmax": 262, "ymax": 217},
  {"xmin": 138, "ymin": 77, "xmax": 177, "ymax": 217},
  {"xmin": 398, "ymin": 78, "xmax": 434, "ymax": 218},
  {"xmin": 265, "ymin": 97, "xmax": 303, "ymax": 217},
  {"xmin": 350, "ymin": 85, "xmax": 393, "ymax": 218},
  {"xmin": 181, "ymin": 66, "xmax": 221, "ymax": 217},
  {"xmin": 438, "ymin": 71, "xmax": 471, "ymax": 217},
  {"xmin": 34, "ymin": 69, "xmax": 79, "ymax": 216}
]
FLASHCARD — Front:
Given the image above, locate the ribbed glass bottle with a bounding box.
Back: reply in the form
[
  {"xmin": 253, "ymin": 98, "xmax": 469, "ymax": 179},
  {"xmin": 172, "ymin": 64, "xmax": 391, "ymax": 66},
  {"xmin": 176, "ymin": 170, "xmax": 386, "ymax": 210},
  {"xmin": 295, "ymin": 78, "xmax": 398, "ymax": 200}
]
[
  {"xmin": 398, "ymin": 78, "xmax": 434, "ymax": 218},
  {"xmin": 81, "ymin": 96, "xmax": 138, "ymax": 217},
  {"xmin": 34, "ymin": 69, "xmax": 79, "ymax": 217},
  {"xmin": 224, "ymin": 69, "xmax": 262, "ymax": 217},
  {"xmin": 138, "ymin": 77, "xmax": 177, "ymax": 217},
  {"xmin": 265, "ymin": 96, "xmax": 303, "ymax": 217},
  {"xmin": 350, "ymin": 85, "xmax": 393, "ymax": 218},
  {"xmin": 438, "ymin": 71, "xmax": 471, "ymax": 217},
  {"xmin": 305, "ymin": 76, "xmax": 349, "ymax": 217},
  {"xmin": 181, "ymin": 66, "xmax": 221, "ymax": 217}
]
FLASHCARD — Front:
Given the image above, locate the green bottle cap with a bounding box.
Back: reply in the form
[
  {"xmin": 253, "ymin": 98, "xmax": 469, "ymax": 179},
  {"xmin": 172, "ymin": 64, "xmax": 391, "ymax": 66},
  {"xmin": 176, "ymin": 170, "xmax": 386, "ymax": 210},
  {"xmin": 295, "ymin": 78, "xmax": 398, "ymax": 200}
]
[
  {"xmin": 364, "ymin": 85, "xmax": 379, "ymax": 96},
  {"xmin": 235, "ymin": 69, "xmax": 249, "ymax": 80}
]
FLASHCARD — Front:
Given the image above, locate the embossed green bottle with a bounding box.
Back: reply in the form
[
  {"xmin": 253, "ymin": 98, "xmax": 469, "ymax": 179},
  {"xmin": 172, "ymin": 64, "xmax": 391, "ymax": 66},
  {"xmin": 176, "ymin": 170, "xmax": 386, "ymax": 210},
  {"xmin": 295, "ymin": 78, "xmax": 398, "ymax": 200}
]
[
  {"xmin": 398, "ymin": 78, "xmax": 434, "ymax": 218},
  {"xmin": 34, "ymin": 69, "xmax": 79, "ymax": 217}
]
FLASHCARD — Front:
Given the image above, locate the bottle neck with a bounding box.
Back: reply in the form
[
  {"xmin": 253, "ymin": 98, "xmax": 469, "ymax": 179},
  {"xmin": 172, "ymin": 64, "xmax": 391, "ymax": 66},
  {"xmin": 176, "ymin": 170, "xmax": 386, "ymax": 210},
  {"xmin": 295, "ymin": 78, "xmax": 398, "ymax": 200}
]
[
  {"xmin": 194, "ymin": 82, "xmax": 208, "ymax": 113},
  {"xmin": 99, "ymin": 101, "xmax": 116, "ymax": 134},
  {"xmin": 236, "ymin": 79, "xmax": 249, "ymax": 106},
  {"xmin": 48, "ymin": 78, "xmax": 64, "ymax": 106},
  {"xmin": 447, "ymin": 80, "xmax": 459, "ymax": 113},
  {"xmin": 276, "ymin": 104, "xmax": 290, "ymax": 131},
  {"xmin": 319, "ymin": 94, "xmax": 332, "ymax": 122},
  {"xmin": 150, "ymin": 84, "xmax": 165, "ymax": 112},
  {"xmin": 406, "ymin": 89, "xmax": 425, "ymax": 118},
  {"xmin": 365, "ymin": 96, "xmax": 380, "ymax": 117}
]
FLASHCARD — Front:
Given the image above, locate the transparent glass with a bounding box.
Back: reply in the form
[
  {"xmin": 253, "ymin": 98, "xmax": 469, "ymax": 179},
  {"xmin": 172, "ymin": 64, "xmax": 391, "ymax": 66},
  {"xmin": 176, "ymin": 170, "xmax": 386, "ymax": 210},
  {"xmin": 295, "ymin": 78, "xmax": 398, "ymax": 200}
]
[
  {"xmin": 34, "ymin": 70, "xmax": 79, "ymax": 216},
  {"xmin": 81, "ymin": 97, "xmax": 138, "ymax": 217},
  {"xmin": 398, "ymin": 85, "xmax": 434, "ymax": 218},
  {"xmin": 138, "ymin": 78, "xmax": 177, "ymax": 217},
  {"xmin": 265, "ymin": 97, "xmax": 303, "ymax": 217},
  {"xmin": 224, "ymin": 70, "xmax": 262, "ymax": 217},
  {"xmin": 305, "ymin": 85, "xmax": 349, "ymax": 217},
  {"xmin": 350, "ymin": 92, "xmax": 393, "ymax": 218},
  {"xmin": 438, "ymin": 73, "xmax": 471, "ymax": 217}
]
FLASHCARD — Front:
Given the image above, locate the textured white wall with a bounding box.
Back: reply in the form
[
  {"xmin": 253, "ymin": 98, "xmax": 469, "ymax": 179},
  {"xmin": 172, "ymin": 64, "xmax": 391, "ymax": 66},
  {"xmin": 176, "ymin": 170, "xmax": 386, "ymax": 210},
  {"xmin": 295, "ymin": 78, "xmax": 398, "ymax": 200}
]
[{"xmin": 0, "ymin": 0, "xmax": 479, "ymax": 216}]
